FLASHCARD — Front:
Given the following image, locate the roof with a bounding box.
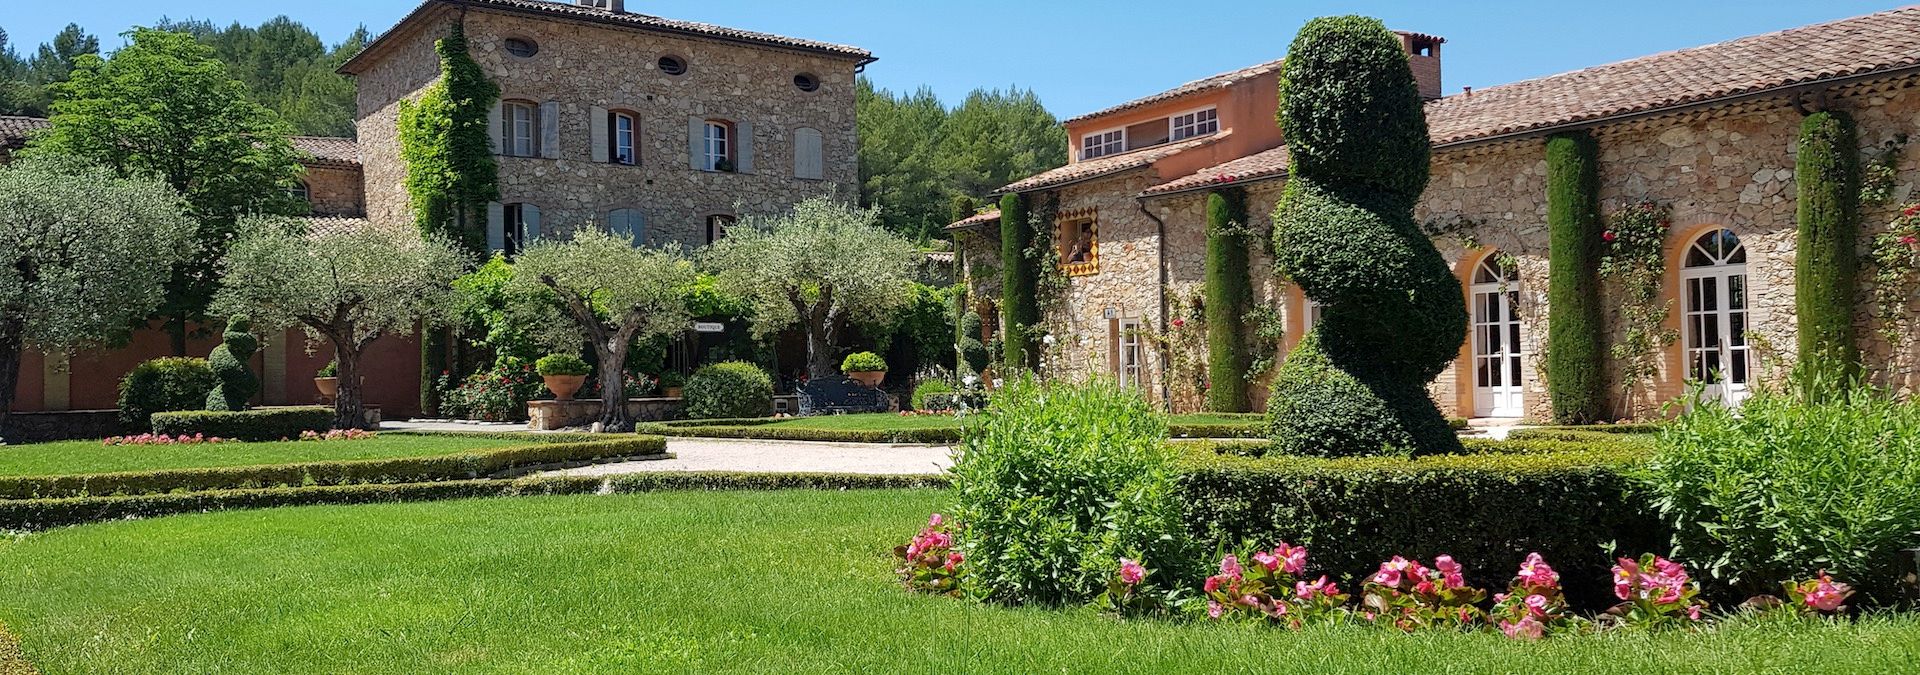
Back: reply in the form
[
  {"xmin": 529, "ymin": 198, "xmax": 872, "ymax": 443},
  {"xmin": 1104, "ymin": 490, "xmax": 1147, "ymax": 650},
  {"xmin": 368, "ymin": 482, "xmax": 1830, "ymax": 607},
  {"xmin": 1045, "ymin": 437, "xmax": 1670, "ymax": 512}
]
[
  {"xmin": 1064, "ymin": 58, "xmax": 1284, "ymax": 126},
  {"xmin": 0, "ymin": 116, "xmax": 50, "ymax": 148},
  {"xmin": 343, "ymin": 0, "xmax": 873, "ymax": 75},
  {"xmin": 1425, "ymin": 5, "xmax": 1920, "ymax": 146},
  {"xmin": 996, "ymin": 133, "xmax": 1227, "ymax": 195},
  {"xmin": 292, "ymin": 136, "xmax": 361, "ymax": 167},
  {"xmin": 945, "ymin": 209, "xmax": 1001, "ymax": 231},
  {"xmin": 1143, "ymin": 146, "xmax": 1290, "ymax": 196}
]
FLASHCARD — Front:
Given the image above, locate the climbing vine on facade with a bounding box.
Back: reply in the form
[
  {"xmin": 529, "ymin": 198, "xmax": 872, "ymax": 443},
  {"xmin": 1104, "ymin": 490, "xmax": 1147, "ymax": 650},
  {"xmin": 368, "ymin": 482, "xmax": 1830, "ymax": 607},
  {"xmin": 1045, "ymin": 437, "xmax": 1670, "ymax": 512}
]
[
  {"xmin": 1870, "ymin": 204, "xmax": 1920, "ymax": 349},
  {"xmin": 1860, "ymin": 134, "xmax": 1908, "ymax": 206},
  {"xmin": 398, "ymin": 22, "xmax": 500, "ymax": 256},
  {"xmin": 1599, "ymin": 200, "xmax": 1678, "ymax": 413}
]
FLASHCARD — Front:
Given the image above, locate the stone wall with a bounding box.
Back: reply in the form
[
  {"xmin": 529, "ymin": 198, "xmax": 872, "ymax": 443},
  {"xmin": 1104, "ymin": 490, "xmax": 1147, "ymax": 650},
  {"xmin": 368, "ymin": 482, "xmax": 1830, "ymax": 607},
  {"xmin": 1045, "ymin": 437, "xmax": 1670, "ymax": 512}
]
[
  {"xmin": 353, "ymin": 7, "xmax": 860, "ymax": 245},
  {"xmin": 302, "ymin": 164, "xmax": 366, "ymax": 216}
]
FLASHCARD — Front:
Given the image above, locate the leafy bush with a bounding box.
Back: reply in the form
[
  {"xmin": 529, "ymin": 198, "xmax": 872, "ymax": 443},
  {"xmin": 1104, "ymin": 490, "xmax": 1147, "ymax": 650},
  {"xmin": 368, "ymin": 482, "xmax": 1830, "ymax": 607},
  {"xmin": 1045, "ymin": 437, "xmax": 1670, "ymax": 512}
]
[
  {"xmin": 841, "ymin": 351, "xmax": 888, "ymax": 373},
  {"xmin": 1175, "ymin": 445, "xmax": 1661, "ymax": 609},
  {"xmin": 911, "ymin": 380, "xmax": 955, "ymax": 410},
  {"xmin": 922, "ymin": 391, "xmax": 987, "ymax": 414},
  {"xmin": 683, "ymin": 361, "xmax": 774, "ymax": 420},
  {"xmin": 1641, "ymin": 385, "xmax": 1920, "ymax": 604},
  {"xmin": 205, "ymin": 316, "xmax": 260, "ymax": 412},
  {"xmin": 150, "ymin": 407, "xmax": 333, "ymax": 441},
  {"xmin": 534, "ymin": 353, "xmax": 591, "ymax": 377},
  {"xmin": 951, "ymin": 378, "xmax": 1195, "ymax": 606},
  {"xmin": 116, "ymin": 357, "xmax": 218, "ymax": 428},
  {"xmin": 316, "ymin": 359, "xmax": 338, "ymax": 378},
  {"xmin": 439, "ymin": 358, "xmax": 544, "ymax": 422}
]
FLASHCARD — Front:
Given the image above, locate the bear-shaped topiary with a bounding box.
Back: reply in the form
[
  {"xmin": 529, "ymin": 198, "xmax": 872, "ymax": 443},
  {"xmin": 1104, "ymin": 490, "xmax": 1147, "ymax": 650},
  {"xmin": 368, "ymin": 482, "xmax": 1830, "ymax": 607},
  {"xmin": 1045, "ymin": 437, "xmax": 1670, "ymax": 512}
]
[
  {"xmin": 206, "ymin": 315, "xmax": 261, "ymax": 412},
  {"xmin": 1266, "ymin": 16, "xmax": 1468, "ymax": 457}
]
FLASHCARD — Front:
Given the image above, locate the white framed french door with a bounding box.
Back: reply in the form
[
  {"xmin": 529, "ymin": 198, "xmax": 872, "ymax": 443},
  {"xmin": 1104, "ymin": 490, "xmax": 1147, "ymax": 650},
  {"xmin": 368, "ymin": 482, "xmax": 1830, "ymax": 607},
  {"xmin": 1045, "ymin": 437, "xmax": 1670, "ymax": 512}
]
[
  {"xmin": 1680, "ymin": 229, "xmax": 1752, "ymax": 409},
  {"xmin": 1470, "ymin": 255, "xmax": 1525, "ymax": 418}
]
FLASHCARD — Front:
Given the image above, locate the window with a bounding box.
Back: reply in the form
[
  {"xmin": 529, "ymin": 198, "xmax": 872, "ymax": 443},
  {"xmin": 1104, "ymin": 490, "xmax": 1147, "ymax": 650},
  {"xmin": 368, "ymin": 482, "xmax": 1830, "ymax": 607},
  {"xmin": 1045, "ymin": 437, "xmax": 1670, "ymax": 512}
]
[
  {"xmin": 794, "ymin": 73, "xmax": 821, "ymax": 92},
  {"xmin": 609, "ymin": 208, "xmax": 645, "ymax": 245},
  {"xmin": 793, "ymin": 127, "xmax": 823, "ymax": 180},
  {"xmin": 289, "ymin": 181, "xmax": 310, "ymax": 203},
  {"xmin": 1117, "ymin": 317, "xmax": 1144, "ymax": 387},
  {"xmin": 501, "ymin": 203, "xmax": 541, "ymax": 256},
  {"xmin": 1057, "ymin": 209, "xmax": 1098, "ymax": 276},
  {"xmin": 1171, "ymin": 107, "xmax": 1219, "ymax": 141},
  {"xmin": 504, "ymin": 38, "xmax": 538, "ymax": 58},
  {"xmin": 706, "ymin": 214, "xmax": 736, "ymax": 244},
  {"xmin": 658, "ymin": 55, "xmax": 688, "ymax": 76},
  {"xmin": 702, "ymin": 121, "xmax": 733, "ymax": 171},
  {"xmin": 1081, "ymin": 130, "xmax": 1124, "ymax": 160},
  {"xmin": 502, "ymin": 100, "xmax": 538, "ymax": 157},
  {"xmin": 609, "ymin": 111, "xmax": 637, "ymax": 165},
  {"xmin": 1303, "ymin": 298, "xmax": 1326, "ymax": 331}
]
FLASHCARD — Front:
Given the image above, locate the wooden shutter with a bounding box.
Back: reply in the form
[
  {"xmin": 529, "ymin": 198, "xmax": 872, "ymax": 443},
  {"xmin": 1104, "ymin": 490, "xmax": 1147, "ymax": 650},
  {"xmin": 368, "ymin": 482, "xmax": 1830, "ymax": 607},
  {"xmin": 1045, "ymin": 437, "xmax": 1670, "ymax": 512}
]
[
  {"xmin": 793, "ymin": 127, "xmax": 823, "ymax": 180},
  {"xmin": 523, "ymin": 204, "xmax": 543, "ymax": 242},
  {"xmin": 539, "ymin": 102, "xmax": 561, "ymax": 159},
  {"xmin": 688, "ymin": 117, "xmax": 705, "ymax": 170},
  {"xmin": 589, "ymin": 106, "xmax": 609, "ymax": 163},
  {"xmin": 735, "ymin": 120, "xmax": 754, "ymax": 174},
  {"xmin": 486, "ymin": 202, "xmax": 506, "ymax": 252},
  {"xmin": 488, "ymin": 102, "xmax": 504, "ymax": 155}
]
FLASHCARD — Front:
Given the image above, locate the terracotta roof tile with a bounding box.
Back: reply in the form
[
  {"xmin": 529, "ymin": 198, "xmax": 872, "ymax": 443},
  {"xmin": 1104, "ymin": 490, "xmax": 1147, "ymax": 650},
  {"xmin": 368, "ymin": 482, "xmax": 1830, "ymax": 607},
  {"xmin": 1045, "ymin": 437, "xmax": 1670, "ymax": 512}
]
[
  {"xmin": 1143, "ymin": 146, "xmax": 1290, "ymax": 196},
  {"xmin": 1064, "ymin": 58, "xmax": 1285, "ymax": 126},
  {"xmin": 0, "ymin": 116, "xmax": 50, "ymax": 148},
  {"xmin": 292, "ymin": 136, "xmax": 360, "ymax": 167},
  {"xmin": 1425, "ymin": 6, "xmax": 1920, "ymax": 146},
  {"xmin": 945, "ymin": 208, "xmax": 1000, "ymax": 231},
  {"xmin": 345, "ymin": 0, "xmax": 871, "ymax": 74},
  {"xmin": 997, "ymin": 133, "xmax": 1227, "ymax": 195}
]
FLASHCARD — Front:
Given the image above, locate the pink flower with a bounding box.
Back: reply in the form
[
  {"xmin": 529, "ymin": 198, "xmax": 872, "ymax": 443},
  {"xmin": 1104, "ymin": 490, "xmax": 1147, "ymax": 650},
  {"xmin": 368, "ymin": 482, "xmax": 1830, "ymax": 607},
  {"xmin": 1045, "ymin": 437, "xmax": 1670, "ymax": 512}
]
[
  {"xmin": 1517, "ymin": 552, "xmax": 1559, "ymax": 589},
  {"xmin": 1686, "ymin": 605, "xmax": 1702, "ymax": 621},
  {"xmin": 1524, "ymin": 594, "xmax": 1550, "ymax": 618},
  {"xmin": 1238, "ymin": 594, "xmax": 1261, "ymax": 607},
  {"xmin": 1602, "ymin": 231, "xmax": 1618, "ymax": 242},
  {"xmin": 1204, "ymin": 575, "xmax": 1227, "ymax": 593},
  {"xmin": 1219, "ymin": 554, "xmax": 1243, "ymax": 580},
  {"xmin": 1414, "ymin": 580, "xmax": 1435, "ymax": 596},
  {"xmin": 1252, "ymin": 550, "xmax": 1280, "ymax": 572},
  {"xmin": 1171, "ymin": 318, "xmax": 1186, "ymax": 329},
  {"xmin": 1373, "ymin": 556, "xmax": 1412, "ymax": 587},
  {"xmin": 1902, "ymin": 235, "xmax": 1918, "ymax": 245},
  {"xmin": 1295, "ymin": 575, "xmax": 1335, "ymax": 600},
  {"xmin": 1275, "ymin": 542, "xmax": 1308, "ymax": 575},
  {"xmin": 1207, "ymin": 601, "xmax": 1224, "ymax": 619},
  {"xmin": 1803, "ymin": 572, "xmax": 1853, "ymax": 613},
  {"xmin": 1118, "ymin": 558, "xmax": 1146, "ymax": 586},
  {"xmin": 944, "ymin": 552, "xmax": 963, "ymax": 572},
  {"xmin": 928, "ymin": 513, "xmax": 944, "ymax": 528},
  {"xmin": 1434, "ymin": 555, "xmax": 1460, "ymax": 577},
  {"xmin": 1501, "ymin": 617, "xmax": 1546, "ymax": 641}
]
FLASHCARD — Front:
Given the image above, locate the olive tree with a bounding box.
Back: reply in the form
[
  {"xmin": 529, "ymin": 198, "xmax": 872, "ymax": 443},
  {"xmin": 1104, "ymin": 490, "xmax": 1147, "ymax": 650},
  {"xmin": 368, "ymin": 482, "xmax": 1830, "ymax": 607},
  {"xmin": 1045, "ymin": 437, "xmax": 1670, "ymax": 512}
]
[
  {"xmin": 506, "ymin": 228, "xmax": 695, "ymax": 432},
  {"xmin": 213, "ymin": 218, "xmax": 468, "ymax": 430},
  {"xmin": 705, "ymin": 197, "xmax": 920, "ymax": 379},
  {"xmin": 0, "ymin": 157, "xmax": 192, "ymax": 435}
]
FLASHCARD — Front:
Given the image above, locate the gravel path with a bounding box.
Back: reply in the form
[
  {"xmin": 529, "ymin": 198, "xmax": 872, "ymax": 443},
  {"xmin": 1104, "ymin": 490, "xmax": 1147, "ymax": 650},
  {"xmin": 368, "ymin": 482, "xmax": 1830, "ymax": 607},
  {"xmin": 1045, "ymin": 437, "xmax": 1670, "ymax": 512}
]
[{"xmin": 546, "ymin": 438, "xmax": 955, "ymax": 477}]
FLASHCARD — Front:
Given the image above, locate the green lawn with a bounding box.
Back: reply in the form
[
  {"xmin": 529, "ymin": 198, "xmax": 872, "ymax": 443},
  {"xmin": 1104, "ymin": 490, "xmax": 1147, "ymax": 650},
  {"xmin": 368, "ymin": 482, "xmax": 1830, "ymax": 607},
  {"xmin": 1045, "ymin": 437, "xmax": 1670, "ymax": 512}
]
[
  {"xmin": 755, "ymin": 412, "xmax": 1258, "ymax": 431},
  {"xmin": 1, "ymin": 490, "xmax": 1914, "ymax": 673},
  {"xmin": 0, "ymin": 434, "xmax": 525, "ymax": 477}
]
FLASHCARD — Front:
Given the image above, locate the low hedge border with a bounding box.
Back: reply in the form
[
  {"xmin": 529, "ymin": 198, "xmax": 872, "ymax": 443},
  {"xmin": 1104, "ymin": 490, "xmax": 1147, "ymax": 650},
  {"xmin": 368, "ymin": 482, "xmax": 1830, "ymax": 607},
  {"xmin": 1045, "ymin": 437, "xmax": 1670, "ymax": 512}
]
[
  {"xmin": 1173, "ymin": 445, "xmax": 1664, "ymax": 609},
  {"xmin": 150, "ymin": 406, "xmax": 334, "ymax": 441},
  {"xmin": 638, "ymin": 418, "xmax": 1271, "ymax": 443},
  {"xmin": 0, "ymin": 471, "xmax": 950, "ymax": 531},
  {"xmin": 0, "ymin": 436, "xmax": 669, "ymax": 500},
  {"xmin": 0, "ymin": 623, "xmax": 35, "ymax": 675},
  {"xmin": 1191, "ymin": 433, "xmax": 1654, "ymax": 459}
]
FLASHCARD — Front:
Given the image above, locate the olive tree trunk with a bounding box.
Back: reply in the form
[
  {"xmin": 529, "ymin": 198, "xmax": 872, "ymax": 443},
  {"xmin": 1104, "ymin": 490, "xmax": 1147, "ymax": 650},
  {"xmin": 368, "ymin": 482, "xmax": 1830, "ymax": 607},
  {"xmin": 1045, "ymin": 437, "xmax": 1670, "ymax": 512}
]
[
  {"xmin": 592, "ymin": 332, "xmax": 636, "ymax": 433},
  {"xmin": 331, "ymin": 342, "xmax": 369, "ymax": 431}
]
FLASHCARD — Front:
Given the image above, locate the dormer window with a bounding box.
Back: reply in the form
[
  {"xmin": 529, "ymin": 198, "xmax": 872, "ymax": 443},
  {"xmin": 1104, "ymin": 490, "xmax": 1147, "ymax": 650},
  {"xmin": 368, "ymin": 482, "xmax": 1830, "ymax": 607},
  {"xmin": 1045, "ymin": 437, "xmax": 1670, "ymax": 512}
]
[
  {"xmin": 1171, "ymin": 107, "xmax": 1218, "ymax": 141},
  {"xmin": 1081, "ymin": 130, "xmax": 1123, "ymax": 160}
]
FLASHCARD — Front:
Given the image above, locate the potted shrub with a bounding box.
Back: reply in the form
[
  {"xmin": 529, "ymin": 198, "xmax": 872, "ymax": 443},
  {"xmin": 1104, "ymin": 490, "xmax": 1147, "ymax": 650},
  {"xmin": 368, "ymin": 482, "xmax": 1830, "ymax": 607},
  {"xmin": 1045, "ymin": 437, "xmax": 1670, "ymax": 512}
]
[
  {"xmin": 535, "ymin": 353, "xmax": 591, "ymax": 401},
  {"xmin": 841, "ymin": 351, "xmax": 888, "ymax": 388},
  {"xmin": 314, "ymin": 360, "xmax": 339, "ymax": 402},
  {"xmin": 659, "ymin": 371, "xmax": 687, "ymax": 398}
]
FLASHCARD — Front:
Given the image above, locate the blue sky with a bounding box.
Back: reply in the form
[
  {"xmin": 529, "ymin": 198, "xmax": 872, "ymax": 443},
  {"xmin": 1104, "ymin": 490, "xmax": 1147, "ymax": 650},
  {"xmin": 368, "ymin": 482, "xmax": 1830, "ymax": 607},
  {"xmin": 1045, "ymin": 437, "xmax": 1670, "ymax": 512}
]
[{"xmin": 2, "ymin": 1, "xmax": 1904, "ymax": 117}]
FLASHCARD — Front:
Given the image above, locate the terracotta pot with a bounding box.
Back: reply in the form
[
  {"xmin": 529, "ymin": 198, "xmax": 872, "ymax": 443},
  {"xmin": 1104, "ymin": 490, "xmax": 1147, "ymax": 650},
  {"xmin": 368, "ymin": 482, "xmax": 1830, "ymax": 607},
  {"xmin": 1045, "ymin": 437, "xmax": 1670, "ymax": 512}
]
[
  {"xmin": 848, "ymin": 370, "xmax": 885, "ymax": 388},
  {"xmin": 314, "ymin": 377, "xmax": 339, "ymax": 402},
  {"xmin": 543, "ymin": 374, "xmax": 586, "ymax": 401},
  {"xmin": 664, "ymin": 386, "xmax": 684, "ymax": 398}
]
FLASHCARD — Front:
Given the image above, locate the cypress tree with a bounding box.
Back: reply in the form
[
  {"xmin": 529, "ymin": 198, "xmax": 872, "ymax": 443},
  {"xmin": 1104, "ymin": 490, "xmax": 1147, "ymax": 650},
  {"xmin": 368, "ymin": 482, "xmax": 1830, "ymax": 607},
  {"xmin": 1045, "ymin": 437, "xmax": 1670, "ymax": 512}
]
[
  {"xmin": 1544, "ymin": 131, "xmax": 1607, "ymax": 424},
  {"xmin": 1794, "ymin": 110, "xmax": 1861, "ymax": 389},
  {"xmin": 998, "ymin": 193, "xmax": 1039, "ymax": 371},
  {"xmin": 1204, "ymin": 188, "xmax": 1252, "ymax": 412}
]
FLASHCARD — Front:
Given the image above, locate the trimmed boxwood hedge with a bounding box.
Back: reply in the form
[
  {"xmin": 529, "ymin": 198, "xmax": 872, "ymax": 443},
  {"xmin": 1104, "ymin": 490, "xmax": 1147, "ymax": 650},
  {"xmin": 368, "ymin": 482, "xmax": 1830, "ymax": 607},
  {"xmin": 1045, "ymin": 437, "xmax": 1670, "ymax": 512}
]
[
  {"xmin": 1174, "ymin": 444, "xmax": 1662, "ymax": 609},
  {"xmin": 150, "ymin": 406, "xmax": 333, "ymax": 441},
  {"xmin": 0, "ymin": 436, "xmax": 668, "ymax": 500},
  {"xmin": 0, "ymin": 471, "xmax": 950, "ymax": 531},
  {"xmin": 636, "ymin": 418, "xmax": 1272, "ymax": 444}
]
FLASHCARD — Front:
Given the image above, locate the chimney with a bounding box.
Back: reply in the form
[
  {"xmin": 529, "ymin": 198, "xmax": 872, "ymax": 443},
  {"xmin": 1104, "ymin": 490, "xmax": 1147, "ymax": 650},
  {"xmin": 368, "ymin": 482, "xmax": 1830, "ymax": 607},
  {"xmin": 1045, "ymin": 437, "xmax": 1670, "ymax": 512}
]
[{"xmin": 1396, "ymin": 31, "xmax": 1445, "ymax": 101}]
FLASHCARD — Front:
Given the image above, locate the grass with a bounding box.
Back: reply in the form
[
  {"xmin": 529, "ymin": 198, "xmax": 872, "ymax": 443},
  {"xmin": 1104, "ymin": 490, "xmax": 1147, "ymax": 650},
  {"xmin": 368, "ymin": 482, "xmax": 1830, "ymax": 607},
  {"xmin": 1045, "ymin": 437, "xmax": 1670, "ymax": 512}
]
[
  {"xmin": 1, "ymin": 490, "xmax": 1916, "ymax": 673},
  {"xmin": 0, "ymin": 435, "xmax": 524, "ymax": 477}
]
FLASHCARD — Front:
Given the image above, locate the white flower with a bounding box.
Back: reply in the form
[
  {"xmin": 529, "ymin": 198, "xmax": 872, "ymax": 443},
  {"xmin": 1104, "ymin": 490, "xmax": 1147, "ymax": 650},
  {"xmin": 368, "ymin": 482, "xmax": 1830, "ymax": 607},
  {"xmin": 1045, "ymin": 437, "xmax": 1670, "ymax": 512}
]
[
  {"xmin": 992, "ymin": 378, "xmax": 1005, "ymax": 388},
  {"xmin": 1043, "ymin": 334, "xmax": 1056, "ymax": 345},
  {"xmin": 962, "ymin": 375, "xmax": 978, "ymax": 386}
]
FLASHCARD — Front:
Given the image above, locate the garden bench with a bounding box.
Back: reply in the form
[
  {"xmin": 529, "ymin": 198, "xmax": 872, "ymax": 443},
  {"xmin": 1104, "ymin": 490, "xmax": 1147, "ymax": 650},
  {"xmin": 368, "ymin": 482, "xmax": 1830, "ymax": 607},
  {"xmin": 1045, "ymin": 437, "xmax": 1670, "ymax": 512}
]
[{"xmin": 798, "ymin": 377, "xmax": 891, "ymax": 416}]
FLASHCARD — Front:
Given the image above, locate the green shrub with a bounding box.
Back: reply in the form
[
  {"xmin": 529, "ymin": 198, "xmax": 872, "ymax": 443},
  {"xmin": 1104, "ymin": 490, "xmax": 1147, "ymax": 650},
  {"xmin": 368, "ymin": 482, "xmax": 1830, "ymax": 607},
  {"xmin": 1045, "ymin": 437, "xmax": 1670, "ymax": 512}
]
[
  {"xmin": 1642, "ymin": 385, "xmax": 1920, "ymax": 604},
  {"xmin": 998, "ymin": 193, "xmax": 1038, "ymax": 371},
  {"xmin": 1204, "ymin": 188, "xmax": 1253, "ymax": 413},
  {"xmin": 682, "ymin": 361, "xmax": 773, "ymax": 420},
  {"xmin": 911, "ymin": 380, "xmax": 955, "ymax": 410},
  {"xmin": 952, "ymin": 378, "xmax": 1195, "ymax": 606},
  {"xmin": 317, "ymin": 359, "xmax": 338, "ymax": 378},
  {"xmin": 150, "ymin": 406, "xmax": 333, "ymax": 441},
  {"xmin": 1176, "ymin": 445, "xmax": 1660, "ymax": 609},
  {"xmin": 1795, "ymin": 111, "xmax": 1862, "ymax": 386},
  {"xmin": 205, "ymin": 316, "xmax": 260, "ymax": 412},
  {"xmin": 1268, "ymin": 17, "xmax": 1465, "ymax": 457},
  {"xmin": 1545, "ymin": 131, "xmax": 1608, "ymax": 424},
  {"xmin": 840, "ymin": 351, "xmax": 888, "ymax": 373},
  {"xmin": 534, "ymin": 353, "xmax": 591, "ymax": 377},
  {"xmin": 117, "ymin": 357, "xmax": 218, "ymax": 428}
]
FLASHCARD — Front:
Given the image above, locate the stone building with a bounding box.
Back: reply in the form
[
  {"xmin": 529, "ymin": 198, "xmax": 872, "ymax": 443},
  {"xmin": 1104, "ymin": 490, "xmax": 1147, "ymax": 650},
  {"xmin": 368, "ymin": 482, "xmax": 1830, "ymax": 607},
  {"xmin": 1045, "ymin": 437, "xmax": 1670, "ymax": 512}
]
[
  {"xmin": 955, "ymin": 7, "xmax": 1920, "ymax": 421},
  {"xmin": 341, "ymin": 0, "xmax": 872, "ymax": 249}
]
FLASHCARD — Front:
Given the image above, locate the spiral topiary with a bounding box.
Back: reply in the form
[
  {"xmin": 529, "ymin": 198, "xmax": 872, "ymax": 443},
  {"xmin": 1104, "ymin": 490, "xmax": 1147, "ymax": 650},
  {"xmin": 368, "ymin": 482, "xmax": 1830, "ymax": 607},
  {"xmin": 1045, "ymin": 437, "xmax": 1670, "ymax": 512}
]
[
  {"xmin": 205, "ymin": 315, "xmax": 260, "ymax": 412},
  {"xmin": 1266, "ymin": 16, "xmax": 1467, "ymax": 457}
]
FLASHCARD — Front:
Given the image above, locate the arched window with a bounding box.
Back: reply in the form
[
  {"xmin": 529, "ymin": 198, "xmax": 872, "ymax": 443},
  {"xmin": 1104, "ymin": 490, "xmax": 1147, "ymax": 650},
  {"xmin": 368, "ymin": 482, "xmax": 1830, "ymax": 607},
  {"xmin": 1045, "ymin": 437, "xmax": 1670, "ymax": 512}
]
[
  {"xmin": 1685, "ymin": 228, "xmax": 1747, "ymax": 268},
  {"xmin": 289, "ymin": 180, "xmax": 311, "ymax": 204},
  {"xmin": 1680, "ymin": 229, "xmax": 1752, "ymax": 408},
  {"xmin": 702, "ymin": 121, "xmax": 733, "ymax": 171},
  {"xmin": 608, "ymin": 110, "xmax": 638, "ymax": 165},
  {"xmin": 502, "ymin": 100, "xmax": 539, "ymax": 157},
  {"xmin": 1473, "ymin": 255, "xmax": 1520, "ymax": 284},
  {"xmin": 706, "ymin": 214, "xmax": 735, "ymax": 244},
  {"xmin": 1469, "ymin": 253, "xmax": 1525, "ymax": 417}
]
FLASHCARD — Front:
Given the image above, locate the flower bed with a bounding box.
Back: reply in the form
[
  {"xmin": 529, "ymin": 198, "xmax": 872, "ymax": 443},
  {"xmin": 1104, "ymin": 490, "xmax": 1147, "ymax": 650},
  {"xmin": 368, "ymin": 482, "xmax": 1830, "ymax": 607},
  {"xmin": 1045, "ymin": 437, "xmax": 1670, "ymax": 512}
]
[{"xmin": 149, "ymin": 407, "xmax": 333, "ymax": 441}]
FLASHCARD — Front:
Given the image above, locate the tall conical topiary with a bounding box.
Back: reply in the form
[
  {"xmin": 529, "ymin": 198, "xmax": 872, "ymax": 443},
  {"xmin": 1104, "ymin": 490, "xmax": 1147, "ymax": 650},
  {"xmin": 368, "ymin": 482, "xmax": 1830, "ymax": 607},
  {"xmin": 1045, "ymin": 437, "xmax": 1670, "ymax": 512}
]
[
  {"xmin": 1266, "ymin": 16, "xmax": 1467, "ymax": 457},
  {"xmin": 205, "ymin": 315, "xmax": 260, "ymax": 412},
  {"xmin": 1794, "ymin": 110, "xmax": 1861, "ymax": 390},
  {"xmin": 1204, "ymin": 188, "xmax": 1253, "ymax": 412},
  {"xmin": 1544, "ymin": 131, "xmax": 1607, "ymax": 424}
]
